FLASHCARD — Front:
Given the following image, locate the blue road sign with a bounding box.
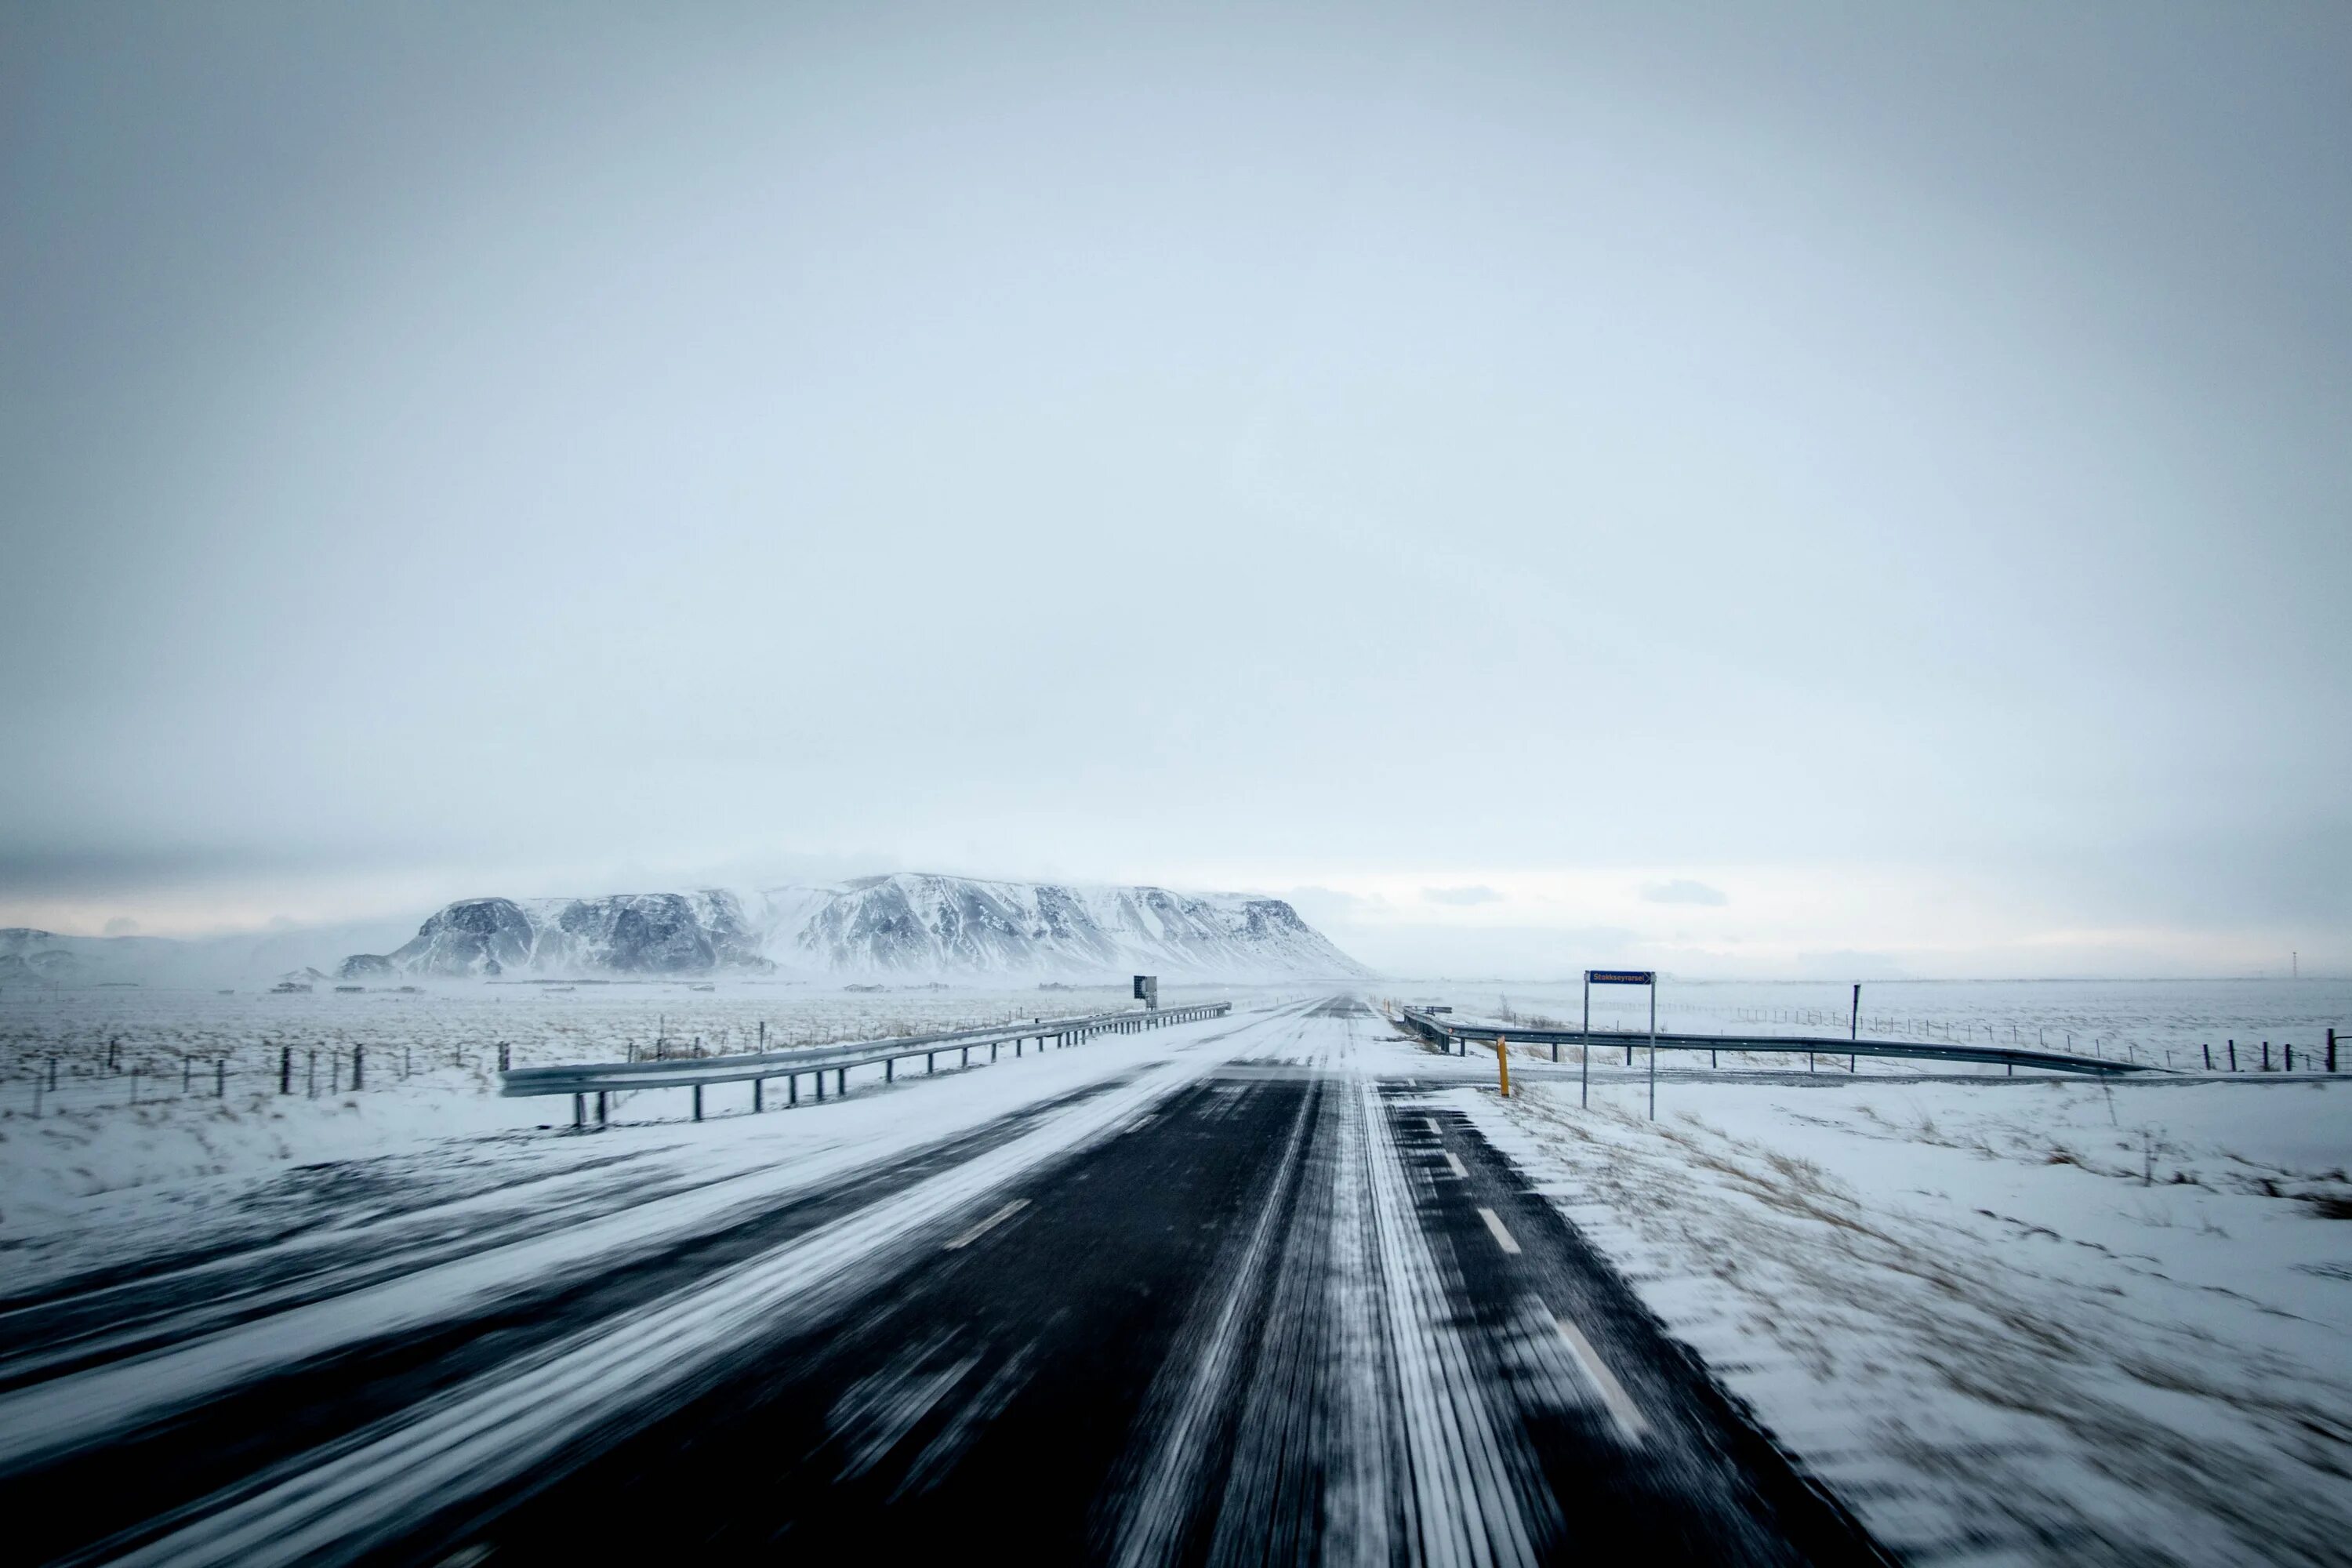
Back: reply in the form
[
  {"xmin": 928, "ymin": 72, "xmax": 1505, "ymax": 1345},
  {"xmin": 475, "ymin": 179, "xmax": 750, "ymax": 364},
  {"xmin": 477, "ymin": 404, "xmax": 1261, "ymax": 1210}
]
[{"xmin": 1586, "ymin": 969, "xmax": 1655, "ymax": 985}]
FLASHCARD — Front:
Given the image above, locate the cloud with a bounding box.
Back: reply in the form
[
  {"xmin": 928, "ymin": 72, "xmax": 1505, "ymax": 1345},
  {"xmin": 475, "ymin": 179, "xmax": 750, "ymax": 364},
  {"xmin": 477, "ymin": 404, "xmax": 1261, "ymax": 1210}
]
[
  {"xmin": 1642, "ymin": 879, "xmax": 1728, "ymax": 906},
  {"xmin": 1422, "ymin": 885, "xmax": 1503, "ymax": 906},
  {"xmin": 103, "ymin": 916, "xmax": 140, "ymax": 935}
]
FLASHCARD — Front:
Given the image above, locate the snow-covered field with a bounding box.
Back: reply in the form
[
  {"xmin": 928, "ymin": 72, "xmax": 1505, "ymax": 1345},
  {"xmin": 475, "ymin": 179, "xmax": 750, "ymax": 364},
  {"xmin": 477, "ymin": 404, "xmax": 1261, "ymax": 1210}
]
[
  {"xmin": 1412, "ymin": 976, "xmax": 2352, "ymax": 1073},
  {"xmin": 1394, "ymin": 1007, "xmax": 2352, "ymax": 1564},
  {"xmin": 0, "ymin": 982, "xmax": 1279, "ymax": 1248}
]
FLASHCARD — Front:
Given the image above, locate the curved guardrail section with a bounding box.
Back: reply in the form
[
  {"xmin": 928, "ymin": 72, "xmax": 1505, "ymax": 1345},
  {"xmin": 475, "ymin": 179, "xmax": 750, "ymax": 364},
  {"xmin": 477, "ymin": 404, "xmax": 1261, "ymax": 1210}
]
[
  {"xmin": 504, "ymin": 1002, "xmax": 1235, "ymax": 1126},
  {"xmin": 1396, "ymin": 1007, "xmax": 2155, "ymax": 1077}
]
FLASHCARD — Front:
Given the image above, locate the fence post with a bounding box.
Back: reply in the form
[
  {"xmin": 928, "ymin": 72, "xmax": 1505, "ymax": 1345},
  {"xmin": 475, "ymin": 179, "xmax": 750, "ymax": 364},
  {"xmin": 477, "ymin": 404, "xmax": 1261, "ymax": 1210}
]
[
  {"xmin": 2331, "ymin": 1028, "xmax": 2339, "ymax": 1073},
  {"xmin": 281, "ymin": 1045, "xmax": 292, "ymax": 1094},
  {"xmin": 353, "ymin": 1044, "xmax": 365, "ymax": 1091},
  {"xmin": 499, "ymin": 1042, "xmax": 510, "ymax": 1073},
  {"xmin": 886, "ymin": 1058, "xmax": 895, "ymax": 1083},
  {"xmin": 2203, "ymin": 1043, "xmax": 2212, "ymax": 1070},
  {"xmin": 2287, "ymin": 1044, "xmax": 2296, "ymax": 1073},
  {"xmin": 183, "ymin": 1055, "xmax": 192, "ymax": 1094},
  {"xmin": 307, "ymin": 1050, "xmax": 318, "ymax": 1098},
  {"xmin": 48, "ymin": 1054, "xmax": 58, "ymax": 1091},
  {"xmin": 2228, "ymin": 1039, "xmax": 2237, "ymax": 1072},
  {"xmin": 2263, "ymin": 1041, "xmax": 2271, "ymax": 1072},
  {"xmin": 216, "ymin": 1058, "xmax": 226, "ymax": 1097}
]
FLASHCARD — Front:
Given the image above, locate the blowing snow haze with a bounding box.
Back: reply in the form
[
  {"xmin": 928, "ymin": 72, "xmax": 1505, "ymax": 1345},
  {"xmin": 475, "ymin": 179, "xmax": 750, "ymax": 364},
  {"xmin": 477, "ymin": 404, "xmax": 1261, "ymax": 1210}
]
[{"xmin": 3, "ymin": 3, "xmax": 2348, "ymax": 978}]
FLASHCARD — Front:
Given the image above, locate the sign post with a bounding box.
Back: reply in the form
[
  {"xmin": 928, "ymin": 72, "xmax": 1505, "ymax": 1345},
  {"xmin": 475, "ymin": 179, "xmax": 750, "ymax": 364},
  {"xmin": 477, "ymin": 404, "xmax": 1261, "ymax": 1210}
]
[{"xmin": 1584, "ymin": 970, "xmax": 1659, "ymax": 1118}]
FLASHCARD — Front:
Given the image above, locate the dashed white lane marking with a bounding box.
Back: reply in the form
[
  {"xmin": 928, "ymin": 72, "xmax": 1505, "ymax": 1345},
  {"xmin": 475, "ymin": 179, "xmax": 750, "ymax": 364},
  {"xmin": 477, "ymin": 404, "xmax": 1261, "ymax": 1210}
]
[
  {"xmin": 944, "ymin": 1200, "xmax": 1029, "ymax": 1250},
  {"xmin": 1425, "ymin": 1116, "xmax": 1443, "ymax": 1135},
  {"xmin": 1475, "ymin": 1206, "xmax": 1522, "ymax": 1254},
  {"xmin": 1443, "ymin": 1152, "xmax": 1468, "ymax": 1179},
  {"xmin": 1552, "ymin": 1314, "xmax": 1651, "ymax": 1443}
]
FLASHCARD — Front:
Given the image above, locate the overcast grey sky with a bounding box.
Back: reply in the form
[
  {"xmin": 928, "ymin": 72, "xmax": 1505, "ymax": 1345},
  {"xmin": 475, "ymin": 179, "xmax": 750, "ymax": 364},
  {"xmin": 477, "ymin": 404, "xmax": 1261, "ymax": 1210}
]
[{"xmin": 3, "ymin": 2, "xmax": 2347, "ymax": 976}]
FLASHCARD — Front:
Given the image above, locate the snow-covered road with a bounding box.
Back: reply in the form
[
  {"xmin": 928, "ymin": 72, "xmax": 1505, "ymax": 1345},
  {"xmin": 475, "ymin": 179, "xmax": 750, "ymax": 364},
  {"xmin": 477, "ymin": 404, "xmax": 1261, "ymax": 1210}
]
[{"xmin": 0, "ymin": 997, "xmax": 1879, "ymax": 1566}]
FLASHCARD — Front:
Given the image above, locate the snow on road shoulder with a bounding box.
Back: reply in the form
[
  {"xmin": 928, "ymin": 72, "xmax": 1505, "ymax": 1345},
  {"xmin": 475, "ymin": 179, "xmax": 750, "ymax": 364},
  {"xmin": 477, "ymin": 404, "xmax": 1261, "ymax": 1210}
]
[
  {"xmin": 1450, "ymin": 1073, "xmax": 2352, "ymax": 1568},
  {"xmin": 0, "ymin": 1001, "xmax": 1284, "ymax": 1300}
]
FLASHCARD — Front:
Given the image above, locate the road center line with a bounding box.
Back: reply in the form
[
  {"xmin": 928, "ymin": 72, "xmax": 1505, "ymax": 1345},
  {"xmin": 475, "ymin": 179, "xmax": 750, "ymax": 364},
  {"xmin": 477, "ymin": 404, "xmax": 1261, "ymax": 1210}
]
[
  {"xmin": 944, "ymin": 1199, "xmax": 1029, "ymax": 1250},
  {"xmin": 1475, "ymin": 1206, "xmax": 1521, "ymax": 1254},
  {"xmin": 1443, "ymin": 1152, "xmax": 1468, "ymax": 1178},
  {"xmin": 1552, "ymin": 1313, "xmax": 1651, "ymax": 1443}
]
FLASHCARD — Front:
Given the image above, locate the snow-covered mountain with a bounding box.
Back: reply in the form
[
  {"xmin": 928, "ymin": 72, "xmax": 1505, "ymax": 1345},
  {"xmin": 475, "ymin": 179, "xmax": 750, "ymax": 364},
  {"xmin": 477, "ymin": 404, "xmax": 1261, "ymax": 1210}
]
[{"xmin": 336, "ymin": 875, "xmax": 1370, "ymax": 982}]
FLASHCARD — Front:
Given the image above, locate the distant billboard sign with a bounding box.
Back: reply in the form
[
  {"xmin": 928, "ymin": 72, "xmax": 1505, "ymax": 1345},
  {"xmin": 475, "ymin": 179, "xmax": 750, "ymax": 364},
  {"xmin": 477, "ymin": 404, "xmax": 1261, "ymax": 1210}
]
[
  {"xmin": 1585, "ymin": 970, "xmax": 1656, "ymax": 985},
  {"xmin": 1133, "ymin": 975, "xmax": 1158, "ymax": 1002}
]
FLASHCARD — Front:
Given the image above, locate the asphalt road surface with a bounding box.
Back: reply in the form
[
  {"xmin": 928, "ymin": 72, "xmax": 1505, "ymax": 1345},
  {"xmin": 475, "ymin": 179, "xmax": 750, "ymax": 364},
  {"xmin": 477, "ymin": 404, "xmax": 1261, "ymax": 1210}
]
[{"xmin": 0, "ymin": 997, "xmax": 1888, "ymax": 1566}]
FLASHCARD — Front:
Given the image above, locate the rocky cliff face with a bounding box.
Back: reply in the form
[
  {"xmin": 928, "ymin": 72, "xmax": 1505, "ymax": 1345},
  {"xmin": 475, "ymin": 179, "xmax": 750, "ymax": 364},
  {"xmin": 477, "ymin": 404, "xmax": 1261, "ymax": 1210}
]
[
  {"xmin": 338, "ymin": 874, "xmax": 1369, "ymax": 981},
  {"xmin": 346, "ymin": 892, "xmax": 771, "ymax": 978}
]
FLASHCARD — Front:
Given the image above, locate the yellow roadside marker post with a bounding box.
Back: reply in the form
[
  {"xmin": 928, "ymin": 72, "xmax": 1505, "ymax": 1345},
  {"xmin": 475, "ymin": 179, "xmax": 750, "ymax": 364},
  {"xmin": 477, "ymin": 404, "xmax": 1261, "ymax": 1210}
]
[{"xmin": 1495, "ymin": 1033, "xmax": 1511, "ymax": 1098}]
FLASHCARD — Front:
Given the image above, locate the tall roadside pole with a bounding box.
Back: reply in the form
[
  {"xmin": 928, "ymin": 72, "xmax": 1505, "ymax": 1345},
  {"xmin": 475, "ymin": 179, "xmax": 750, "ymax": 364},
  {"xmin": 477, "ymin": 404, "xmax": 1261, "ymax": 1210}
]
[{"xmin": 1649, "ymin": 979, "xmax": 1658, "ymax": 1120}]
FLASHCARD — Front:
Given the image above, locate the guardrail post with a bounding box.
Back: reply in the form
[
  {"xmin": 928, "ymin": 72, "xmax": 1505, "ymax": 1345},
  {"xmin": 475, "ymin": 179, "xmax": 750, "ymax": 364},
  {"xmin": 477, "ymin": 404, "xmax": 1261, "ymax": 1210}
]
[
  {"xmin": 886, "ymin": 1058, "xmax": 895, "ymax": 1083},
  {"xmin": 573, "ymin": 1093, "xmax": 585, "ymax": 1127},
  {"xmin": 837, "ymin": 1068, "xmax": 847, "ymax": 1097},
  {"xmin": 693, "ymin": 1085, "xmax": 704, "ymax": 1121},
  {"xmin": 2263, "ymin": 1041, "xmax": 2271, "ymax": 1072},
  {"xmin": 789, "ymin": 1073, "xmax": 798, "ymax": 1105},
  {"xmin": 2330, "ymin": 1028, "xmax": 2339, "ymax": 1073},
  {"xmin": 597, "ymin": 1091, "xmax": 608, "ymax": 1124}
]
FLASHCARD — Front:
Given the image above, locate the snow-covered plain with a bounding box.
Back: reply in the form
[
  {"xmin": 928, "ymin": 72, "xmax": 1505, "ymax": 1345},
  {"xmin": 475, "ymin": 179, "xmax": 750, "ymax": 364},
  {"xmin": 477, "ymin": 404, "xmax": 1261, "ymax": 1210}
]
[
  {"xmin": 1421, "ymin": 975, "xmax": 2352, "ymax": 1073},
  {"xmin": 1385, "ymin": 982, "xmax": 2352, "ymax": 1566},
  {"xmin": 0, "ymin": 982, "xmax": 1286, "ymax": 1257}
]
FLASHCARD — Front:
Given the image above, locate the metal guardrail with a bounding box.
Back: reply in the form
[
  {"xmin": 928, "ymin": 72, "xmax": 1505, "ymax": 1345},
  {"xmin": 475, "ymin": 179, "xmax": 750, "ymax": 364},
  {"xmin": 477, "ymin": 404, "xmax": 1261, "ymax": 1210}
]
[
  {"xmin": 1397, "ymin": 1008, "xmax": 2156, "ymax": 1077},
  {"xmin": 503, "ymin": 1002, "xmax": 1234, "ymax": 1127}
]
